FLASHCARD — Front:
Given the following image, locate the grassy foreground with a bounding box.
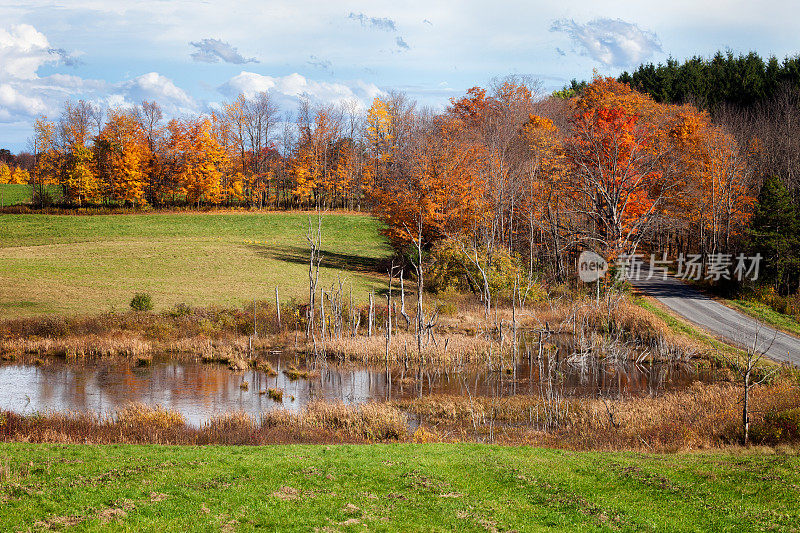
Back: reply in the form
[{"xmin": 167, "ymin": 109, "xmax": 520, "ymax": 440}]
[
  {"xmin": 0, "ymin": 212, "xmax": 390, "ymax": 317},
  {"xmin": 1, "ymin": 443, "xmax": 798, "ymax": 531}
]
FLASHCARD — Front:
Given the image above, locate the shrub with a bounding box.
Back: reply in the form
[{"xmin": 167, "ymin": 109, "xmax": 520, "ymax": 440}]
[
  {"xmin": 435, "ymin": 300, "xmax": 457, "ymax": 317},
  {"xmin": 198, "ymin": 318, "xmax": 217, "ymax": 336},
  {"xmin": 167, "ymin": 303, "xmax": 192, "ymax": 318},
  {"xmin": 130, "ymin": 293, "xmax": 153, "ymax": 312},
  {"xmin": 751, "ymin": 407, "xmax": 800, "ymax": 444},
  {"xmin": 426, "ymin": 239, "xmax": 524, "ymax": 301},
  {"xmin": 268, "ymin": 388, "xmax": 284, "ymax": 402},
  {"xmin": 145, "ymin": 323, "xmax": 172, "ymax": 340},
  {"xmin": 750, "ymin": 286, "xmax": 800, "ymax": 320}
]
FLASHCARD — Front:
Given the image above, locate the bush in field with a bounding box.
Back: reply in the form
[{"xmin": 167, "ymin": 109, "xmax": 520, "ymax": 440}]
[
  {"xmin": 425, "ymin": 239, "xmax": 528, "ymax": 303},
  {"xmin": 750, "ymin": 407, "xmax": 800, "ymax": 444},
  {"xmin": 129, "ymin": 292, "xmax": 153, "ymax": 312},
  {"xmin": 167, "ymin": 302, "xmax": 192, "ymax": 318}
]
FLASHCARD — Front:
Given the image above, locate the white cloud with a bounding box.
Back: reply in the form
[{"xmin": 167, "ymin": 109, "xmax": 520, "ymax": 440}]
[
  {"xmin": 550, "ymin": 18, "xmax": 662, "ymax": 68},
  {"xmin": 0, "ymin": 24, "xmax": 54, "ymax": 80},
  {"xmin": 189, "ymin": 38, "xmax": 257, "ymax": 64},
  {"xmin": 0, "ymin": 83, "xmax": 48, "ymax": 117},
  {"xmin": 0, "ymin": 23, "xmax": 196, "ymax": 125},
  {"xmin": 0, "ymin": 24, "xmax": 98, "ymax": 122},
  {"xmin": 119, "ymin": 72, "xmax": 195, "ymax": 109},
  {"xmin": 347, "ymin": 12, "xmax": 397, "ymax": 32},
  {"xmin": 219, "ymin": 71, "xmax": 383, "ymax": 110}
]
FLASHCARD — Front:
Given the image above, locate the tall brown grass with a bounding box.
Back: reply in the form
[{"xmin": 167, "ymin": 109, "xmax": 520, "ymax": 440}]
[
  {"xmin": 0, "ymin": 401, "xmax": 407, "ymax": 445},
  {"xmin": 0, "ymin": 294, "xmax": 706, "ymax": 368},
  {"xmin": 2, "ymin": 379, "xmax": 798, "ymax": 449},
  {"xmin": 398, "ymin": 378, "xmax": 800, "ymax": 451}
]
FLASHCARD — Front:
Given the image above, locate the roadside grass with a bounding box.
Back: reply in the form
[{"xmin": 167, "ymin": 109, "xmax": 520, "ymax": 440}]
[
  {"xmin": 0, "ymin": 442, "xmax": 798, "ymax": 531},
  {"xmin": 632, "ymin": 296, "xmax": 751, "ymax": 366},
  {"xmin": 0, "ymin": 212, "xmax": 391, "ymax": 317},
  {"xmin": 726, "ymin": 298, "xmax": 800, "ymax": 337}
]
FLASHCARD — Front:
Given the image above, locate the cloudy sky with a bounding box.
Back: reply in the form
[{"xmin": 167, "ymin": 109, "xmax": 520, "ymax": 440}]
[{"xmin": 0, "ymin": 0, "xmax": 797, "ymax": 150}]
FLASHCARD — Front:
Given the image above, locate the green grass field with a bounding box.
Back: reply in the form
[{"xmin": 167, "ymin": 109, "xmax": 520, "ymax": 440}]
[
  {"xmin": 1, "ymin": 443, "xmax": 798, "ymax": 531},
  {"xmin": 0, "ymin": 212, "xmax": 391, "ymax": 317},
  {"xmin": 0, "ymin": 184, "xmax": 33, "ymax": 207}
]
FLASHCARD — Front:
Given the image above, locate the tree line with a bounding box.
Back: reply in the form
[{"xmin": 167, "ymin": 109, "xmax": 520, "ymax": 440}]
[
  {"xmin": 618, "ymin": 51, "xmax": 800, "ymax": 111},
  {"xmin": 365, "ymin": 76, "xmax": 766, "ymax": 312},
  {"xmin": 20, "ymin": 96, "xmax": 373, "ymax": 210},
  {"xmin": 610, "ymin": 51, "xmax": 800, "ymax": 197},
  {"xmin": 4, "ymin": 72, "xmax": 795, "ymax": 295}
]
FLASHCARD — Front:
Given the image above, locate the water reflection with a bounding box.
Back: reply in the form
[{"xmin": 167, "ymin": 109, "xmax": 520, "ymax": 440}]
[{"xmin": 0, "ymin": 353, "xmax": 715, "ymax": 426}]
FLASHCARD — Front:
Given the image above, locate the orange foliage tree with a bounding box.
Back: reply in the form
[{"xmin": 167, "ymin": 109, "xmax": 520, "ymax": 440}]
[
  {"xmin": 564, "ymin": 106, "xmax": 669, "ymax": 256},
  {"xmin": 95, "ymin": 110, "xmax": 149, "ymax": 206}
]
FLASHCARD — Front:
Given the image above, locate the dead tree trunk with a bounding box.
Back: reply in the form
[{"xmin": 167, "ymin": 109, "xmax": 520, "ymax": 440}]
[
  {"xmin": 368, "ymin": 290, "xmax": 374, "ymax": 337},
  {"xmin": 306, "ymin": 214, "xmax": 323, "ymax": 349},
  {"xmin": 275, "ymin": 287, "xmax": 281, "ymax": 331},
  {"xmin": 400, "ymin": 269, "xmax": 411, "ymax": 330}
]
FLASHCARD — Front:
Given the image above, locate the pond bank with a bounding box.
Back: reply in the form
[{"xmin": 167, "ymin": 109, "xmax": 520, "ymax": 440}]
[
  {"xmin": 2, "ymin": 378, "xmax": 798, "ymax": 450},
  {"xmin": 0, "ymin": 351, "xmax": 714, "ymax": 426}
]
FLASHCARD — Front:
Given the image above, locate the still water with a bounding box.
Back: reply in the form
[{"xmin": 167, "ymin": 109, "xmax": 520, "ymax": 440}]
[{"xmin": 0, "ymin": 353, "xmax": 715, "ymax": 425}]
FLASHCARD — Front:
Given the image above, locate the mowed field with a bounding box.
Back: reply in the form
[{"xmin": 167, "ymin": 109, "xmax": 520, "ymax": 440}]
[
  {"xmin": 0, "ymin": 212, "xmax": 391, "ymax": 316},
  {"xmin": 1, "ymin": 443, "xmax": 799, "ymax": 531},
  {"xmin": 0, "ymin": 184, "xmax": 33, "ymax": 207}
]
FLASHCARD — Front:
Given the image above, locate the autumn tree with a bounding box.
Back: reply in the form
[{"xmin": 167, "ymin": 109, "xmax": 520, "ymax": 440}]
[
  {"xmin": 30, "ymin": 117, "xmax": 58, "ymax": 206},
  {"xmin": 667, "ymin": 108, "xmax": 755, "ymax": 258},
  {"xmin": 58, "ymin": 100, "xmax": 103, "ymax": 205},
  {"xmin": 521, "ymin": 111, "xmax": 569, "ymax": 280},
  {"xmin": 292, "ymin": 99, "xmax": 344, "ymax": 207},
  {"xmin": 95, "ymin": 110, "xmax": 149, "ymax": 206},
  {"xmin": 178, "ymin": 119, "xmax": 228, "ymax": 206},
  {"xmin": 134, "ymin": 101, "xmax": 165, "ymax": 205},
  {"xmin": 564, "ymin": 105, "xmax": 669, "ymax": 257},
  {"xmin": 10, "ymin": 167, "xmax": 31, "ymax": 184},
  {"xmin": 0, "ymin": 163, "xmax": 11, "ymax": 184}
]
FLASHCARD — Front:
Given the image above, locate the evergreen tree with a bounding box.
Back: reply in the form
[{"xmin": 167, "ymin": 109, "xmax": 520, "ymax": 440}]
[
  {"xmin": 749, "ymin": 175, "xmax": 800, "ymax": 293},
  {"xmin": 617, "ymin": 51, "xmax": 800, "ymax": 111}
]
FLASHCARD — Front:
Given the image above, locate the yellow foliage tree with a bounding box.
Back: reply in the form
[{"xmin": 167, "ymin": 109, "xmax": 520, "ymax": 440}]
[
  {"xmin": 32, "ymin": 117, "xmax": 58, "ymax": 189},
  {"xmin": 181, "ymin": 119, "xmax": 227, "ymax": 206},
  {"xmin": 0, "ymin": 163, "xmax": 10, "ymax": 184},
  {"xmin": 96, "ymin": 111, "xmax": 149, "ymax": 206},
  {"xmin": 10, "ymin": 167, "xmax": 31, "ymax": 184},
  {"xmin": 63, "ymin": 145, "xmax": 100, "ymax": 204}
]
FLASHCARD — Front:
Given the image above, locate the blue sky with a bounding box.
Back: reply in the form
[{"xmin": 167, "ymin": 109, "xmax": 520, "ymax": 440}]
[{"xmin": 0, "ymin": 0, "xmax": 798, "ymax": 150}]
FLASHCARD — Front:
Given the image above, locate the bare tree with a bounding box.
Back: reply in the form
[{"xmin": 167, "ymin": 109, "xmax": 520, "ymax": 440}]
[
  {"xmin": 135, "ymin": 101, "xmax": 164, "ymax": 204},
  {"xmin": 244, "ymin": 92, "xmax": 279, "ymax": 181},
  {"xmin": 306, "ymin": 213, "xmax": 323, "ymax": 352},
  {"xmin": 719, "ymin": 322, "xmax": 779, "ymax": 445},
  {"xmin": 58, "ymin": 100, "xmax": 102, "ymax": 149},
  {"xmin": 404, "ymin": 217, "xmax": 427, "ymax": 354}
]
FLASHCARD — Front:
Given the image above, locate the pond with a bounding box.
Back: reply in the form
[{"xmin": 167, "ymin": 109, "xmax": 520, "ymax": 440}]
[{"xmin": 0, "ymin": 351, "xmax": 717, "ymax": 426}]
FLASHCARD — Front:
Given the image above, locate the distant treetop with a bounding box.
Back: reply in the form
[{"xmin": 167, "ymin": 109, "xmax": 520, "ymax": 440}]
[
  {"xmin": 620, "ymin": 51, "xmax": 800, "ymax": 110},
  {"xmin": 555, "ymin": 51, "xmax": 800, "ymax": 111}
]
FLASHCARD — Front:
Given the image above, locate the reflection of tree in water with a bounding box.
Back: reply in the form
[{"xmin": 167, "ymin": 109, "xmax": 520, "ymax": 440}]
[{"xmin": 0, "ymin": 345, "xmax": 713, "ymax": 425}]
